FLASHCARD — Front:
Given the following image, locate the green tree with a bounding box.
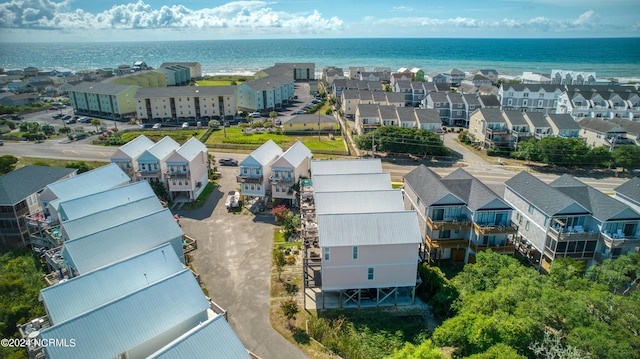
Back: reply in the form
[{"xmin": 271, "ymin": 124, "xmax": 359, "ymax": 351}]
[
  {"xmin": 65, "ymin": 161, "xmax": 91, "ymax": 174},
  {"xmin": 356, "ymin": 126, "xmax": 448, "ymax": 156},
  {"xmin": 269, "ymin": 111, "xmax": 278, "ymax": 122},
  {"xmin": 280, "ymin": 298, "xmax": 299, "ymax": 328},
  {"xmin": 58, "ymin": 126, "xmax": 71, "ymax": 134},
  {"xmin": 511, "ymin": 139, "xmax": 539, "ymax": 162},
  {"xmin": 612, "ymin": 145, "xmax": 640, "ymax": 172},
  {"xmin": 91, "ymin": 118, "xmax": 101, "ymax": 132},
  {"xmin": 386, "ymin": 340, "xmax": 446, "ymax": 359},
  {"xmin": 0, "ymin": 155, "xmax": 18, "ymax": 175},
  {"xmin": 283, "ymin": 212, "xmax": 301, "ymax": 239},
  {"xmin": 273, "ymin": 249, "xmax": 286, "ymax": 281},
  {"xmin": 586, "ymin": 146, "xmax": 613, "ymax": 168}
]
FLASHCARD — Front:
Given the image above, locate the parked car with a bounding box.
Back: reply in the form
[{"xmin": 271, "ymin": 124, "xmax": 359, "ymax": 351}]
[
  {"xmin": 225, "ymin": 191, "xmax": 241, "ymax": 211},
  {"xmin": 218, "ymin": 158, "xmax": 238, "ymax": 166},
  {"xmin": 65, "ymin": 118, "xmax": 77, "ymax": 124},
  {"xmin": 181, "ymin": 122, "xmax": 189, "ymax": 129},
  {"xmin": 62, "ymin": 115, "xmax": 72, "ymax": 120},
  {"xmin": 78, "ymin": 117, "xmax": 91, "ymax": 123},
  {"xmin": 0, "ymin": 139, "xmax": 3, "ymax": 146},
  {"xmin": 53, "ymin": 113, "xmax": 63, "ymax": 119},
  {"xmin": 249, "ymin": 112, "xmax": 261, "ymax": 118},
  {"xmin": 152, "ymin": 123, "xmax": 162, "ymax": 129},
  {"xmin": 48, "ymin": 106, "xmax": 58, "ymax": 110},
  {"xmin": 294, "ymin": 110, "xmax": 305, "ymax": 115}
]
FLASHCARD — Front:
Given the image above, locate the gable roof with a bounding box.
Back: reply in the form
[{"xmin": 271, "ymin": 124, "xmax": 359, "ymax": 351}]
[
  {"xmin": 40, "ymin": 270, "xmax": 209, "ymax": 359},
  {"xmin": 546, "ymin": 114, "xmax": 579, "ymax": 131},
  {"xmin": 524, "ymin": 112, "xmax": 551, "ymax": 128},
  {"xmin": 140, "ymin": 136, "xmax": 180, "ymax": 162},
  {"xmin": 614, "ymin": 177, "xmax": 640, "ymax": 205},
  {"xmin": 503, "ymin": 110, "xmax": 528, "ymax": 126},
  {"xmin": 112, "ymin": 135, "xmax": 154, "ymax": 160},
  {"xmin": 315, "ymin": 190, "xmax": 404, "ymax": 214},
  {"xmin": 550, "ymin": 175, "xmax": 640, "ymax": 222},
  {"xmin": 415, "ymin": 109, "xmax": 442, "ymax": 124},
  {"xmin": 474, "ymin": 108, "xmax": 505, "ymax": 124},
  {"xmin": 276, "ymin": 141, "xmax": 312, "ymax": 168},
  {"xmin": 310, "ymin": 159, "xmax": 381, "ymax": 175},
  {"xmin": 504, "ymin": 172, "xmax": 588, "ymax": 216},
  {"xmin": 318, "ymin": 211, "xmax": 422, "ymax": 247},
  {"xmin": 244, "ymin": 139, "xmax": 283, "ymax": 167},
  {"xmin": 62, "ymin": 208, "xmax": 183, "ymax": 274},
  {"xmin": 312, "ymin": 173, "xmax": 391, "ymax": 192},
  {"xmin": 44, "ymin": 163, "xmax": 130, "ymax": 203},
  {"xmin": 169, "ymin": 137, "xmax": 207, "ymax": 163},
  {"xmin": 479, "ymin": 94, "xmax": 501, "ymax": 107},
  {"xmin": 0, "ymin": 166, "xmax": 76, "ymax": 205},
  {"xmin": 40, "ymin": 244, "xmax": 183, "ymax": 325},
  {"xmin": 578, "ymin": 118, "xmax": 626, "ymax": 134},
  {"xmin": 147, "ymin": 315, "xmax": 249, "ymax": 359},
  {"xmin": 57, "ymin": 181, "xmax": 156, "ymax": 222}
]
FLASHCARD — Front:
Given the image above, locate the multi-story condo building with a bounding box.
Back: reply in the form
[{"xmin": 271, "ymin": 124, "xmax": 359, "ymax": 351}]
[
  {"xmin": 556, "ymin": 85, "xmax": 640, "ymax": 120},
  {"xmin": 270, "ymin": 141, "xmax": 312, "ymax": 205},
  {"xmin": 135, "ymin": 86, "xmax": 237, "ymax": 123},
  {"xmin": 237, "ymin": 75, "xmax": 294, "ymax": 112},
  {"xmin": 499, "ymin": 83, "xmax": 564, "ymax": 114},
  {"xmin": 237, "ymin": 140, "xmax": 283, "ymax": 200},
  {"xmin": 442, "ymin": 68, "xmax": 466, "ymax": 86},
  {"xmin": 68, "ymin": 82, "xmax": 139, "ymax": 120},
  {"xmin": 504, "ymin": 172, "xmax": 640, "ymax": 272},
  {"xmin": 160, "ymin": 62, "xmax": 203, "ymax": 80},
  {"xmin": 403, "ymin": 165, "xmax": 518, "ymax": 263}
]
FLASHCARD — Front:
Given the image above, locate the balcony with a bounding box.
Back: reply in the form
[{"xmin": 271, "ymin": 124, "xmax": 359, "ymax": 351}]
[
  {"xmin": 425, "ymin": 235, "xmax": 470, "ymax": 250},
  {"xmin": 236, "ymin": 175, "xmax": 263, "ymax": 184},
  {"xmin": 165, "ymin": 169, "xmax": 190, "ymax": 178},
  {"xmin": 427, "ymin": 216, "xmax": 471, "ymax": 231},
  {"xmin": 486, "ymin": 127, "xmax": 509, "ymax": 135},
  {"xmin": 137, "ymin": 169, "xmax": 161, "ymax": 178},
  {"xmin": 601, "ymin": 232, "xmax": 640, "ymax": 249},
  {"xmin": 548, "ymin": 226, "xmax": 600, "ymax": 241},
  {"xmin": 270, "ymin": 175, "xmax": 294, "ymax": 184},
  {"xmin": 473, "ymin": 221, "xmax": 518, "ymax": 235},
  {"xmin": 472, "ymin": 240, "xmax": 516, "ymax": 254}
]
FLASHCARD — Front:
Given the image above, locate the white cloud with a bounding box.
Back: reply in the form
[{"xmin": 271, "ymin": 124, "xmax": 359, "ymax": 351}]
[
  {"xmin": 0, "ymin": 0, "xmax": 344, "ymax": 34},
  {"xmin": 391, "ymin": 6, "xmax": 413, "ymax": 12}
]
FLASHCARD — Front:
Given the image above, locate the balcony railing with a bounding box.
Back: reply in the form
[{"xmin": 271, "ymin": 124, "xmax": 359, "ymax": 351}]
[
  {"xmin": 601, "ymin": 232, "xmax": 640, "ymax": 249},
  {"xmin": 165, "ymin": 169, "xmax": 190, "ymax": 178},
  {"xmin": 137, "ymin": 169, "xmax": 161, "ymax": 177},
  {"xmin": 270, "ymin": 175, "xmax": 294, "ymax": 184},
  {"xmin": 548, "ymin": 226, "xmax": 600, "ymax": 241},
  {"xmin": 486, "ymin": 127, "xmax": 510, "ymax": 135},
  {"xmin": 471, "ymin": 240, "xmax": 516, "ymax": 254},
  {"xmin": 473, "ymin": 221, "xmax": 518, "ymax": 235},
  {"xmin": 425, "ymin": 235, "xmax": 470, "ymax": 250},
  {"xmin": 236, "ymin": 175, "xmax": 263, "ymax": 184},
  {"xmin": 427, "ymin": 216, "xmax": 471, "ymax": 231},
  {"xmin": 25, "ymin": 211, "xmax": 58, "ymax": 230}
]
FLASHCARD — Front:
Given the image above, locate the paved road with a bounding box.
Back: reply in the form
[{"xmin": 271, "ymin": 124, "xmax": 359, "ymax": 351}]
[{"xmin": 176, "ymin": 164, "xmax": 307, "ymax": 359}]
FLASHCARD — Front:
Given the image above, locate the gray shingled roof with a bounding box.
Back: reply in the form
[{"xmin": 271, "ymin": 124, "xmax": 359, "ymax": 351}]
[
  {"xmin": 475, "ymin": 108, "xmax": 506, "ymax": 124},
  {"xmin": 386, "ymin": 92, "xmax": 406, "ymax": 103},
  {"xmin": 503, "ymin": 110, "xmax": 527, "ymax": 126},
  {"xmin": 479, "ymin": 95, "xmax": 501, "ymax": 107},
  {"xmin": 0, "ymin": 166, "xmax": 77, "ymax": 205},
  {"xmin": 404, "ymin": 165, "xmax": 462, "ymax": 207},
  {"xmin": 524, "ymin": 112, "xmax": 550, "ymax": 128},
  {"xmin": 503, "ymin": 83, "xmax": 565, "ymax": 93},
  {"xmin": 378, "ymin": 105, "xmax": 397, "ymax": 119},
  {"xmin": 342, "ymin": 89, "xmax": 359, "ymax": 100},
  {"xmin": 415, "ymin": 109, "xmax": 442, "ymax": 124},
  {"xmin": 396, "ymin": 107, "xmax": 417, "ymax": 123},
  {"xmin": 447, "ymin": 93, "xmax": 464, "ymax": 104},
  {"xmin": 462, "ymin": 94, "xmax": 481, "ymax": 106},
  {"xmin": 357, "ymin": 104, "xmax": 380, "ymax": 117},
  {"xmin": 577, "ymin": 118, "xmax": 626, "ymax": 134},
  {"xmin": 550, "ymin": 175, "xmax": 639, "ymax": 222},
  {"xmin": 610, "ymin": 118, "xmax": 640, "ymax": 136},
  {"xmin": 505, "ymin": 172, "xmax": 585, "ymax": 216},
  {"xmin": 546, "ymin": 114, "xmax": 580, "ymax": 131},
  {"xmin": 614, "ymin": 177, "xmax": 640, "ymax": 204},
  {"xmin": 244, "ymin": 75, "xmax": 291, "ymax": 91},
  {"xmin": 428, "ymin": 92, "xmax": 449, "ymax": 103},
  {"xmin": 69, "ymin": 82, "xmax": 138, "ymax": 95}
]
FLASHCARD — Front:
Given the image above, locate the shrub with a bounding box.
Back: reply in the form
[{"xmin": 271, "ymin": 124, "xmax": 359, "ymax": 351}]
[
  {"xmin": 286, "ymin": 255, "xmax": 296, "ymax": 265},
  {"xmin": 272, "ymin": 205, "xmax": 290, "ymax": 224}
]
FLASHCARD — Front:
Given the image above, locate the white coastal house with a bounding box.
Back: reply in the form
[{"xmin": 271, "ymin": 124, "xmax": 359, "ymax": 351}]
[
  {"xmin": 165, "ymin": 137, "xmax": 209, "ymax": 201},
  {"xmin": 110, "ymin": 134, "xmax": 154, "ymax": 178},
  {"xmin": 237, "ymin": 140, "xmax": 283, "ymax": 200},
  {"xmin": 270, "ymin": 141, "xmax": 312, "ymax": 204},
  {"xmin": 136, "ymin": 136, "xmax": 180, "ymax": 185}
]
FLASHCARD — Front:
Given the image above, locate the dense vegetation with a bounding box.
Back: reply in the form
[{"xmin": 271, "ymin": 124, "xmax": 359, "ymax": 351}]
[
  {"xmin": 511, "ymin": 137, "xmax": 640, "ymax": 170},
  {"xmin": 419, "ymin": 251, "xmax": 640, "ymax": 358},
  {"xmin": 356, "ymin": 126, "xmax": 449, "ymax": 157},
  {"xmin": 0, "ymin": 250, "xmax": 46, "ymax": 359}
]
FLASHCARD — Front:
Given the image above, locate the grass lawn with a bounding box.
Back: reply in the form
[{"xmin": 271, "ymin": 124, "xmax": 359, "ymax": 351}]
[
  {"xmin": 207, "ymin": 127, "xmax": 347, "ymax": 153},
  {"xmin": 196, "ymin": 75, "xmax": 254, "ymax": 87},
  {"xmin": 15, "ymin": 157, "xmax": 108, "ymax": 170},
  {"xmin": 196, "ymin": 80, "xmax": 237, "ymax": 86},
  {"xmin": 121, "ymin": 130, "xmax": 206, "ymax": 143}
]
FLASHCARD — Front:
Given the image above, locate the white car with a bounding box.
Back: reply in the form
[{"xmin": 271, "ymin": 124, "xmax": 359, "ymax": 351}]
[
  {"xmin": 181, "ymin": 122, "xmax": 189, "ymax": 129},
  {"xmin": 152, "ymin": 123, "xmax": 162, "ymax": 129}
]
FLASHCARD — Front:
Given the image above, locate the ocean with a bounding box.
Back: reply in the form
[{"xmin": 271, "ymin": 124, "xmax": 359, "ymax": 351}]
[{"xmin": 1, "ymin": 38, "xmax": 639, "ymax": 79}]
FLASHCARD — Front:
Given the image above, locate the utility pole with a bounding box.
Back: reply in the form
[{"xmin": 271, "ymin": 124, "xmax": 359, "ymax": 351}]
[{"xmin": 371, "ymin": 130, "xmax": 375, "ymax": 158}]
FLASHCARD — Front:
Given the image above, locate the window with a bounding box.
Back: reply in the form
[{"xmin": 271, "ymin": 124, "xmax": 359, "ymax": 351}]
[
  {"xmin": 523, "ymin": 93, "xmax": 529, "ymax": 98},
  {"xmin": 544, "ymin": 217, "xmax": 549, "ymax": 227},
  {"xmin": 323, "ymin": 247, "xmax": 330, "ymax": 261},
  {"xmin": 528, "ymin": 204, "xmax": 534, "ymax": 214},
  {"xmin": 367, "ymin": 267, "xmax": 375, "ymax": 280},
  {"xmin": 352, "ymin": 246, "xmax": 359, "ymax": 260},
  {"xmin": 525, "ymin": 221, "xmax": 530, "ymax": 231}
]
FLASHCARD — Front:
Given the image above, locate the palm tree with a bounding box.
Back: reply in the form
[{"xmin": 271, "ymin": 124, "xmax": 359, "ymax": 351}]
[
  {"xmin": 91, "ymin": 119, "xmax": 101, "ymax": 132},
  {"xmin": 269, "ymin": 111, "xmax": 278, "ymax": 123}
]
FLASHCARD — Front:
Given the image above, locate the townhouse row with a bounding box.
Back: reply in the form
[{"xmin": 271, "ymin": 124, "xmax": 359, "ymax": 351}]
[
  {"xmin": 402, "ymin": 165, "xmax": 640, "ymax": 270},
  {"xmin": 17, "ymin": 164, "xmax": 251, "ymax": 359},
  {"xmin": 110, "ymin": 135, "xmax": 209, "ymax": 202}
]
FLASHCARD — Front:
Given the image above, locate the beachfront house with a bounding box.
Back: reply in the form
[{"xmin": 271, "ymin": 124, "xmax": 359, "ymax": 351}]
[{"xmin": 110, "ymin": 134, "xmax": 154, "ymax": 177}]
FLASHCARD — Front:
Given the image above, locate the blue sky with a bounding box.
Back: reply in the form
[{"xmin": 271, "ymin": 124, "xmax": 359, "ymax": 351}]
[{"xmin": 0, "ymin": 0, "xmax": 638, "ymax": 42}]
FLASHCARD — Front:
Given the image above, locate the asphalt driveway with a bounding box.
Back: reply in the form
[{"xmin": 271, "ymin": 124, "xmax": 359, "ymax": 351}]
[{"xmin": 176, "ymin": 163, "xmax": 307, "ymax": 359}]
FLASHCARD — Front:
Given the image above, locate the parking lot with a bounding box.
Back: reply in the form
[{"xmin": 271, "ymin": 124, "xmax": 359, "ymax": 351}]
[{"xmin": 175, "ymin": 162, "xmax": 307, "ymax": 359}]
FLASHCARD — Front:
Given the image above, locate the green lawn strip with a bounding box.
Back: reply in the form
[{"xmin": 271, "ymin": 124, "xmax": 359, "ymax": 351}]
[
  {"xmin": 196, "ymin": 80, "xmax": 236, "ymax": 86},
  {"xmin": 181, "ymin": 181, "xmax": 216, "ymax": 210},
  {"xmin": 15, "ymin": 157, "xmax": 108, "ymax": 170},
  {"xmin": 120, "ymin": 130, "xmax": 206, "ymax": 143},
  {"xmin": 298, "ymin": 137, "xmax": 346, "ymax": 152},
  {"xmin": 207, "ymin": 128, "xmax": 346, "ymax": 153}
]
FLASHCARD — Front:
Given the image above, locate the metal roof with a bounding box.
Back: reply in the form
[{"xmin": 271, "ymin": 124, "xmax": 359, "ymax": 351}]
[
  {"xmin": 40, "ymin": 270, "xmax": 209, "ymax": 359},
  {"xmin": 315, "ymin": 190, "xmax": 404, "ymax": 214},
  {"xmin": 69, "ymin": 81, "xmax": 138, "ymax": 95},
  {"xmin": 44, "ymin": 163, "xmax": 130, "ymax": 203},
  {"xmin": 147, "ymin": 315, "xmax": 250, "ymax": 359},
  {"xmin": 276, "ymin": 141, "xmax": 312, "ymax": 168},
  {"xmin": 62, "ymin": 208, "xmax": 183, "ymax": 274},
  {"xmin": 139, "ymin": 136, "xmax": 180, "ymax": 162},
  {"xmin": 57, "ymin": 181, "xmax": 156, "ymax": 222},
  {"xmin": 243, "ymin": 139, "xmax": 283, "ymax": 167},
  {"xmin": 169, "ymin": 137, "xmax": 207, "ymax": 163},
  {"xmin": 61, "ymin": 196, "xmax": 163, "ymax": 241},
  {"xmin": 318, "ymin": 211, "xmax": 422, "ymax": 247},
  {"xmin": 310, "ymin": 158, "xmax": 382, "ymax": 175},
  {"xmin": 312, "ymin": 173, "xmax": 391, "ymax": 192},
  {"xmin": 40, "ymin": 244, "xmax": 184, "ymax": 325},
  {"xmin": 0, "ymin": 166, "xmax": 75, "ymax": 205},
  {"xmin": 134, "ymin": 85, "xmax": 236, "ymax": 99},
  {"xmin": 111, "ymin": 135, "xmax": 154, "ymax": 160}
]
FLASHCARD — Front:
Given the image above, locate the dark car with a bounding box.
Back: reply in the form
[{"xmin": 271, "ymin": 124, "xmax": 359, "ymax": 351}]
[
  {"xmin": 78, "ymin": 117, "xmax": 91, "ymax": 123},
  {"xmin": 53, "ymin": 113, "xmax": 64, "ymax": 119},
  {"xmin": 65, "ymin": 118, "xmax": 77, "ymax": 124},
  {"xmin": 218, "ymin": 158, "xmax": 238, "ymax": 166}
]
